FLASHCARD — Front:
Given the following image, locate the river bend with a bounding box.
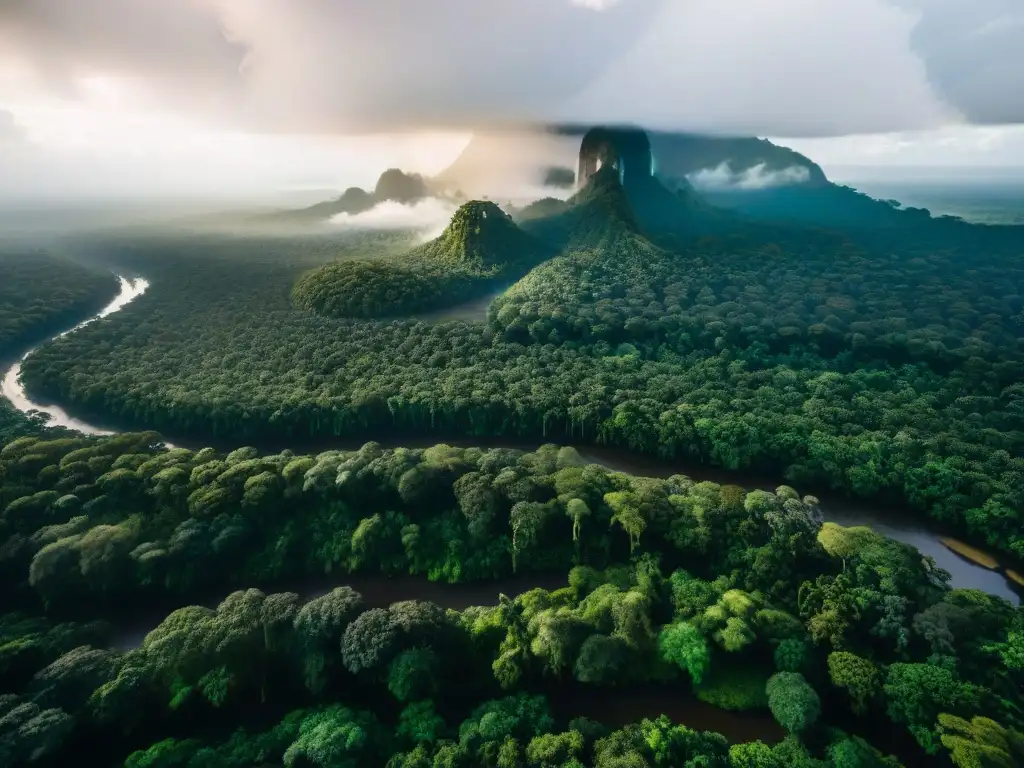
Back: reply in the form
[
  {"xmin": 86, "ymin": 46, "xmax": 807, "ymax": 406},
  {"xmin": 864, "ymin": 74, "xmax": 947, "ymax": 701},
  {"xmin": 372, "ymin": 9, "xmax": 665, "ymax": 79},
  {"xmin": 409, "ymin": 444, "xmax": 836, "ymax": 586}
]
[{"xmin": 0, "ymin": 276, "xmax": 1018, "ymax": 603}]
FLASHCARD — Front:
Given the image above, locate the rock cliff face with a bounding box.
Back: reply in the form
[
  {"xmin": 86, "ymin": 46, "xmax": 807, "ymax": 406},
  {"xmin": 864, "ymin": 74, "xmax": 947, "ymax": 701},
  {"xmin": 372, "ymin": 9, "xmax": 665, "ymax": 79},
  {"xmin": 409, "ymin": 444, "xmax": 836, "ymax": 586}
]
[{"xmin": 436, "ymin": 127, "xmax": 828, "ymax": 196}]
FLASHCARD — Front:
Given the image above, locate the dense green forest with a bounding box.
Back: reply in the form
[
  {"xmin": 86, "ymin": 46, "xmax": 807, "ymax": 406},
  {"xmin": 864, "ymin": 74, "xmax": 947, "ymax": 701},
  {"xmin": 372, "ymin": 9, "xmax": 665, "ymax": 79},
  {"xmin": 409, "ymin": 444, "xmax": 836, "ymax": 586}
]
[
  {"xmin": 15, "ymin": 170, "xmax": 1024, "ymax": 561},
  {"xmin": 293, "ymin": 201, "xmax": 552, "ymax": 318},
  {"xmin": 0, "ymin": 251, "xmax": 116, "ymax": 357},
  {"xmin": 1, "ymin": 431, "xmax": 1022, "ymax": 766},
  {"xmin": 2, "ymin": 156, "xmax": 1023, "ymax": 766}
]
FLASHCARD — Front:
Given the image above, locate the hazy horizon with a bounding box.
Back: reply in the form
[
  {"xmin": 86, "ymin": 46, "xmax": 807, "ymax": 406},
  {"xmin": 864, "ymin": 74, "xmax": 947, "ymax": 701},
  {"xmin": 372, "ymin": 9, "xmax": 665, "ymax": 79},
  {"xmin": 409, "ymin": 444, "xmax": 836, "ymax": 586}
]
[{"xmin": 3, "ymin": 1, "xmax": 1024, "ymax": 205}]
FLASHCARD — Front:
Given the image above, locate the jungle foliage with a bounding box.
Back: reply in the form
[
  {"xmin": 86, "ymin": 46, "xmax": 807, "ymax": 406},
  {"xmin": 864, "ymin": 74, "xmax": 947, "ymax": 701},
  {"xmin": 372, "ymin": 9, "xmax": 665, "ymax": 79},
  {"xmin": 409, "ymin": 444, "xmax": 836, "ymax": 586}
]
[
  {"xmin": 16, "ymin": 171, "xmax": 1024, "ymax": 560},
  {"xmin": 292, "ymin": 201, "xmax": 552, "ymax": 318},
  {"xmin": 0, "ymin": 250, "xmax": 116, "ymax": 357},
  {"xmin": 0, "ymin": 432, "xmax": 1021, "ymax": 766},
  {"xmin": 2, "ymin": 187, "xmax": 1024, "ymax": 766}
]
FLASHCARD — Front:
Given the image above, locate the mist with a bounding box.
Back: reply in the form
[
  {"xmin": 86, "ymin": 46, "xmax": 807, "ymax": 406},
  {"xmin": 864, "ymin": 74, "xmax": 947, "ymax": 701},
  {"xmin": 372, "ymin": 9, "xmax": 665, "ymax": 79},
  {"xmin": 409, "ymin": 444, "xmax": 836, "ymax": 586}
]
[
  {"xmin": 10, "ymin": 0, "xmax": 1024, "ymax": 138},
  {"xmin": 687, "ymin": 162, "xmax": 812, "ymax": 190},
  {"xmin": 0, "ymin": 122, "xmax": 471, "ymax": 234},
  {"xmin": 435, "ymin": 130, "xmax": 580, "ymax": 199},
  {"xmin": 329, "ymin": 198, "xmax": 459, "ymax": 241}
]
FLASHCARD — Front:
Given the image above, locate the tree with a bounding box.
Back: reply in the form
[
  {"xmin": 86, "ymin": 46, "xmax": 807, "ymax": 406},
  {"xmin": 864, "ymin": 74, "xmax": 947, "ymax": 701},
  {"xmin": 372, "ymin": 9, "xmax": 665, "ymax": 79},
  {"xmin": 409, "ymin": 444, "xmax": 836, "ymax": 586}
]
[
  {"xmin": 282, "ymin": 705, "xmax": 382, "ymax": 768},
  {"xmin": 565, "ymin": 498, "xmax": 591, "ymax": 544},
  {"xmin": 884, "ymin": 663, "xmax": 980, "ymax": 732},
  {"xmin": 937, "ymin": 714, "xmax": 1024, "ymax": 768},
  {"xmin": 986, "ymin": 630, "xmax": 1024, "ymax": 672},
  {"xmin": 765, "ymin": 672, "xmax": 821, "ymax": 734},
  {"xmin": 827, "ymin": 652, "xmax": 881, "ymax": 714},
  {"xmin": 29, "ymin": 645, "xmax": 121, "ymax": 712},
  {"xmin": 293, "ymin": 587, "xmax": 364, "ymax": 694},
  {"xmin": 510, "ymin": 502, "xmax": 547, "ymax": 573},
  {"xmin": 0, "ymin": 696, "xmax": 74, "ymax": 765},
  {"xmin": 573, "ymin": 634, "xmax": 631, "ymax": 685},
  {"xmin": 526, "ymin": 731, "xmax": 585, "ymax": 767},
  {"xmin": 388, "ymin": 648, "xmax": 439, "ymax": 702},
  {"xmin": 458, "ymin": 694, "xmax": 554, "ymax": 762},
  {"xmin": 604, "ymin": 491, "xmax": 645, "ymax": 553},
  {"xmin": 826, "ymin": 735, "xmax": 903, "ymax": 768},
  {"xmin": 772, "ymin": 639, "xmax": 808, "ymax": 674},
  {"xmin": 658, "ymin": 621, "xmax": 710, "ymax": 684},
  {"xmin": 397, "ymin": 701, "xmax": 447, "ymax": 747},
  {"xmin": 529, "ymin": 608, "xmax": 588, "ymax": 678},
  {"xmin": 342, "ymin": 608, "xmax": 399, "ymax": 675},
  {"xmin": 729, "ymin": 741, "xmax": 779, "ymax": 768}
]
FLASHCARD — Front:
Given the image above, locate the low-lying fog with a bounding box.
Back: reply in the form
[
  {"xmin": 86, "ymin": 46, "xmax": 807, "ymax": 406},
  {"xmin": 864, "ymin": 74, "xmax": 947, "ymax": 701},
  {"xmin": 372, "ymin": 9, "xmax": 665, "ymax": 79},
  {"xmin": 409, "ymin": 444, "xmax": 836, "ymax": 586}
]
[{"xmin": 0, "ymin": 127, "xmax": 584, "ymax": 238}]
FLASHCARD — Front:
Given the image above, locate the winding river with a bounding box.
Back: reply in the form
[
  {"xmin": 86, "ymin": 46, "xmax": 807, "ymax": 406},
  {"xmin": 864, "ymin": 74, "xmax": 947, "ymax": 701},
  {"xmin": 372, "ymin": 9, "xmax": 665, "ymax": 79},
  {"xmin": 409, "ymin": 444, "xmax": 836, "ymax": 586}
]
[
  {"xmin": 0, "ymin": 277, "xmax": 1006, "ymax": 756},
  {"xmin": 2, "ymin": 276, "xmax": 151, "ymax": 436},
  {"xmin": 1, "ymin": 276, "xmax": 1019, "ymax": 604}
]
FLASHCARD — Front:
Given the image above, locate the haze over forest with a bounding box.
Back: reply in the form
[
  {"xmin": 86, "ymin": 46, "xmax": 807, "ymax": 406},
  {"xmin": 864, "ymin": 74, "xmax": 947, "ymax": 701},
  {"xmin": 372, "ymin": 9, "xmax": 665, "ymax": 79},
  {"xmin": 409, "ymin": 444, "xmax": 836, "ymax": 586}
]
[{"xmin": 1, "ymin": 4, "xmax": 1024, "ymax": 768}]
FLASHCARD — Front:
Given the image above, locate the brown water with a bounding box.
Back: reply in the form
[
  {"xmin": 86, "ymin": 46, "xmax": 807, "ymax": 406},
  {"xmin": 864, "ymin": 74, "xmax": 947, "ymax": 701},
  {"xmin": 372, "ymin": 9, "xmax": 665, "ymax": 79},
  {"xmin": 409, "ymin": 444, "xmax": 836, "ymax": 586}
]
[
  {"xmin": 107, "ymin": 570, "xmax": 785, "ymax": 746},
  {"xmin": 3, "ymin": 278, "xmax": 1019, "ymax": 603},
  {"xmin": 1, "ymin": 276, "xmax": 151, "ymax": 437},
  {"xmin": 573, "ymin": 447, "xmax": 1021, "ymax": 604}
]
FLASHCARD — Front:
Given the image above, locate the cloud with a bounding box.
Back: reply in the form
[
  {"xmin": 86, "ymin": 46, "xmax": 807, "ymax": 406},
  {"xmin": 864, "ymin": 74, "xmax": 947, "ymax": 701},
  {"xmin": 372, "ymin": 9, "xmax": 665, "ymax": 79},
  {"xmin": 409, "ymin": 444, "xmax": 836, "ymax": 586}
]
[
  {"xmin": 891, "ymin": 0, "xmax": 1024, "ymax": 125},
  {"xmin": 0, "ymin": 0, "xmax": 1022, "ymax": 137},
  {"xmin": 569, "ymin": 0, "xmax": 626, "ymax": 9},
  {"xmin": 688, "ymin": 162, "xmax": 812, "ymax": 190},
  {"xmin": 0, "ymin": 110, "xmax": 25, "ymax": 143},
  {"xmin": 435, "ymin": 129, "xmax": 580, "ymax": 198},
  {"xmin": 778, "ymin": 124, "xmax": 1024, "ymax": 169},
  {"xmin": 0, "ymin": 0, "xmax": 244, "ymax": 108},
  {"xmin": 561, "ymin": 0, "xmax": 955, "ymax": 136},
  {"xmin": 330, "ymin": 198, "xmax": 459, "ymax": 240}
]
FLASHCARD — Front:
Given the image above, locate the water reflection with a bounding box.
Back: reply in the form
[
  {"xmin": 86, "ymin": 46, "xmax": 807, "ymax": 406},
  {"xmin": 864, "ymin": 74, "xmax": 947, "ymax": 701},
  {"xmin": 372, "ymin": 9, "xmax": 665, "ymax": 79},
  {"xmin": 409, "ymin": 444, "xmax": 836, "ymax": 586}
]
[
  {"xmin": 1, "ymin": 276, "xmax": 1017, "ymax": 604},
  {"xmin": 577, "ymin": 447, "xmax": 1021, "ymax": 604},
  {"xmin": 1, "ymin": 276, "xmax": 149, "ymax": 436}
]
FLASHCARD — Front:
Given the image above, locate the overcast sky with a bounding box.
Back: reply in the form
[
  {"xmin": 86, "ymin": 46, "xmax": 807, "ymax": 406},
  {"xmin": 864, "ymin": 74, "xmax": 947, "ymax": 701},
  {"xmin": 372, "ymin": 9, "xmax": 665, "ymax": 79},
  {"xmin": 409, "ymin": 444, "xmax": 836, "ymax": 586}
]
[{"xmin": 1, "ymin": 0, "xmax": 1023, "ymax": 201}]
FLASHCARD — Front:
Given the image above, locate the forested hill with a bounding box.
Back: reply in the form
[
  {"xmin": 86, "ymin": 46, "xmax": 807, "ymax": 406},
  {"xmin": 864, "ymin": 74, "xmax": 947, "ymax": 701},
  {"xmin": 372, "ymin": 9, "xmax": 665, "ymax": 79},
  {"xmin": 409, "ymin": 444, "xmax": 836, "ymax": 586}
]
[
  {"xmin": 292, "ymin": 201, "xmax": 551, "ymax": 319},
  {"xmin": 520, "ymin": 164, "xmax": 730, "ymax": 251},
  {"xmin": 410, "ymin": 201, "xmax": 548, "ymax": 272}
]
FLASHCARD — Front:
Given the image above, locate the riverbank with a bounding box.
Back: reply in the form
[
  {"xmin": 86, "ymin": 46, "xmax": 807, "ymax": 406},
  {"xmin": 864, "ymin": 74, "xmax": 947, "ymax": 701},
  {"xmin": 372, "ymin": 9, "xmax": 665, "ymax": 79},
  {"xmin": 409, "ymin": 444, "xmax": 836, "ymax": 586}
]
[
  {"xmin": 1, "ymin": 275, "xmax": 151, "ymax": 437},
  {"xmin": 1, "ymin": 276, "xmax": 1019, "ymax": 603}
]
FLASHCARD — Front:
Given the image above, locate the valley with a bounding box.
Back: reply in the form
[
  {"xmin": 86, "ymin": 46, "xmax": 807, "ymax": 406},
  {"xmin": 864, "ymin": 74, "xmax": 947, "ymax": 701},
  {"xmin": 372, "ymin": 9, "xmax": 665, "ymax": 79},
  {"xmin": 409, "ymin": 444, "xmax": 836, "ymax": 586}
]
[{"xmin": 1, "ymin": 132, "xmax": 1022, "ymax": 768}]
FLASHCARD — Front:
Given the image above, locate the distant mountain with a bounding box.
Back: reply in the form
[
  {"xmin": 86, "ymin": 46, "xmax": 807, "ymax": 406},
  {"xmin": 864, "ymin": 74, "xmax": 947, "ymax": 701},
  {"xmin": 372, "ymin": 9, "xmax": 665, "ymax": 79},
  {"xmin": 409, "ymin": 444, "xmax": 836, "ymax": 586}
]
[
  {"xmin": 517, "ymin": 161, "xmax": 729, "ymax": 249},
  {"xmin": 258, "ymin": 169, "xmax": 435, "ymax": 226},
  {"xmin": 647, "ymin": 131, "xmax": 829, "ymax": 187},
  {"xmin": 445, "ymin": 127, "xmax": 960, "ymax": 233},
  {"xmin": 433, "ymin": 129, "xmax": 577, "ymax": 198},
  {"xmin": 374, "ymin": 168, "xmax": 433, "ymax": 203}
]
